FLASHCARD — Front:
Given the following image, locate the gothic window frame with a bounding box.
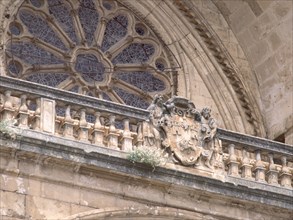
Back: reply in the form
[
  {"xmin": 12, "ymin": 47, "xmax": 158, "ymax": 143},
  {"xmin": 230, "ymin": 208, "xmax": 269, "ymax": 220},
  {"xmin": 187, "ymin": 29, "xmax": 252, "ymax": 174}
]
[{"xmin": 4, "ymin": 0, "xmax": 177, "ymax": 109}]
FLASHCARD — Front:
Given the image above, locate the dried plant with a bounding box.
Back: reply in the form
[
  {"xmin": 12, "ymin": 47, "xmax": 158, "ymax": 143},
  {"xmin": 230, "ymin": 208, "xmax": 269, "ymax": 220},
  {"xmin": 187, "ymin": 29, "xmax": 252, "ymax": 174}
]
[
  {"xmin": 0, "ymin": 119, "xmax": 17, "ymax": 139},
  {"xmin": 127, "ymin": 146, "xmax": 167, "ymax": 170}
]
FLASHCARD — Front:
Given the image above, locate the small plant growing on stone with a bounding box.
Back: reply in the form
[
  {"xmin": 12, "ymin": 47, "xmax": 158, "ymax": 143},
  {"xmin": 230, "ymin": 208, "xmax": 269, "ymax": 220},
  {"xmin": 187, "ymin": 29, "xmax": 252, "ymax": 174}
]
[
  {"xmin": 0, "ymin": 119, "xmax": 17, "ymax": 139},
  {"xmin": 127, "ymin": 146, "xmax": 167, "ymax": 170}
]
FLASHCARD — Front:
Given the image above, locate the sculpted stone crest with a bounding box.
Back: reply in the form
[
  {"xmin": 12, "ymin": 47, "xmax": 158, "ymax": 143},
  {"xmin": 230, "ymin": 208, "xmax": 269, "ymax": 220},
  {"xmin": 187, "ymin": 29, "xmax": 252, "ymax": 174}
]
[{"xmin": 141, "ymin": 95, "xmax": 222, "ymax": 169}]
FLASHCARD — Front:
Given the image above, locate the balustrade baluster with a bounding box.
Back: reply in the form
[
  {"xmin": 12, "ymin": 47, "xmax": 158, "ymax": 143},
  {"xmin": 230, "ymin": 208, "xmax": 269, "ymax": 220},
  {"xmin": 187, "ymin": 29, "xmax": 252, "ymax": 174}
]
[
  {"xmin": 107, "ymin": 115, "xmax": 119, "ymax": 150},
  {"xmin": 136, "ymin": 122, "xmax": 143, "ymax": 148},
  {"xmin": 253, "ymin": 150, "xmax": 266, "ymax": 183},
  {"xmin": 266, "ymin": 153, "xmax": 279, "ymax": 186},
  {"xmin": 2, "ymin": 91, "xmax": 14, "ymax": 120},
  {"xmin": 17, "ymin": 95, "xmax": 29, "ymax": 129},
  {"xmin": 92, "ymin": 112, "xmax": 105, "ymax": 146},
  {"xmin": 227, "ymin": 144, "xmax": 240, "ymax": 177},
  {"xmin": 121, "ymin": 119, "xmax": 133, "ymax": 151},
  {"xmin": 63, "ymin": 105, "xmax": 74, "ymax": 138},
  {"xmin": 78, "ymin": 109, "xmax": 89, "ymax": 143},
  {"xmin": 32, "ymin": 98, "xmax": 41, "ymax": 131},
  {"xmin": 280, "ymin": 156, "xmax": 292, "ymax": 188},
  {"xmin": 240, "ymin": 149, "xmax": 253, "ymax": 180}
]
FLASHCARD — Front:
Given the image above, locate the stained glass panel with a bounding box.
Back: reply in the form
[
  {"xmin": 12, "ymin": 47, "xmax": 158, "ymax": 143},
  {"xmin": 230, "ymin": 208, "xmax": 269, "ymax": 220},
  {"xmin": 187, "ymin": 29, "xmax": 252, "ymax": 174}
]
[
  {"xmin": 8, "ymin": 42, "xmax": 63, "ymax": 65},
  {"xmin": 101, "ymin": 15, "xmax": 128, "ymax": 52},
  {"xmin": 25, "ymin": 73, "xmax": 69, "ymax": 87},
  {"xmin": 48, "ymin": 0, "xmax": 78, "ymax": 44},
  {"xmin": 8, "ymin": 61, "xmax": 22, "ymax": 76},
  {"xmin": 69, "ymin": 85, "xmax": 79, "ymax": 93},
  {"xmin": 78, "ymin": 0, "xmax": 99, "ymax": 45},
  {"xmin": 75, "ymin": 54, "xmax": 105, "ymax": 83},
  {"xmin": 112, "ymin": 43, "xmax": 155, "ymax": 64},
  {"xmin": 19, "ymin": 10, "xmax": 67, "ymax": 51},
  {"xmin": 9, "ymin": 24, "xmax": 21, "ymax": 36},
  {"xmin": 113, "ymin": 87, "xmax": 149, "ymax": 109},
  {"xmin": 30, "ymin": 0, "xmax": 43, "ymax": 8},
  {"xmin": 116, "ymin": 72, "xmax": 166, "ymax": 92}
]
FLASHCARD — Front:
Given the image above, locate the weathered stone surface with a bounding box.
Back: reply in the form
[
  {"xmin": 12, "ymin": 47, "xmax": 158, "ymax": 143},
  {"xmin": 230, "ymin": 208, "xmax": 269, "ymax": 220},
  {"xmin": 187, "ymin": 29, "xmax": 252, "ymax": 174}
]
[
  {"xmin": 0, "ymin": 0, "xmax": 292, "ymax": 219},
  {"xmin": 0, "ymin": 191, "xmax": 25, "ymax": 218}
]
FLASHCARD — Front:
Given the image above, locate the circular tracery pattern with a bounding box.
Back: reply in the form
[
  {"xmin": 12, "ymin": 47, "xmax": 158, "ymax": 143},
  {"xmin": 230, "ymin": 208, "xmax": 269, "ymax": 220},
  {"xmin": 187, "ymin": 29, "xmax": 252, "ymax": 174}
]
[
  {"xmin": 5, "ymin": 0, "xmax": 174, "ymax": 109},
  {"xmin": 75, "ymin": 54, "xmax": 105, "ymax": 83}
]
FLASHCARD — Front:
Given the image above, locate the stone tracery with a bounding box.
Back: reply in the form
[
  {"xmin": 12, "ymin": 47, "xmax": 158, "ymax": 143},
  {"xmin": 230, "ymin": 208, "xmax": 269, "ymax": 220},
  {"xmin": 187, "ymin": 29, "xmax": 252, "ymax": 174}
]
[{"xmin": 5, "ymin": 0, "xmax": 175, "ymax": 109}]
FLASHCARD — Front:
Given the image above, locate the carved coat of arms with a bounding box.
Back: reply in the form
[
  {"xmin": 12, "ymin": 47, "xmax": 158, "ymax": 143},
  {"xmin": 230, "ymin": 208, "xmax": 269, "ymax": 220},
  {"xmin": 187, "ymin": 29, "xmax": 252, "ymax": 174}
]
[{"xmin": 140, "ymin": 95, "xmax": 222, "ymax": 169}]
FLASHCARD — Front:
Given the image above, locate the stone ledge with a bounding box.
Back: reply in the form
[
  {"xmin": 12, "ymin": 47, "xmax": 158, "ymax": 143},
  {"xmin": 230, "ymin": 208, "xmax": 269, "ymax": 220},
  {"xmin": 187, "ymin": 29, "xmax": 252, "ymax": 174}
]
[
  {"xmin": 0, "ymin": 129, "xmax": 292, "ymax": 210},
  {"xmin": 218, "ymin": 128, "xmax": 293, "ymax": 158},
  {"xmin": 0, "ymin": 76, "xmax": 149, "ymax": 121}
]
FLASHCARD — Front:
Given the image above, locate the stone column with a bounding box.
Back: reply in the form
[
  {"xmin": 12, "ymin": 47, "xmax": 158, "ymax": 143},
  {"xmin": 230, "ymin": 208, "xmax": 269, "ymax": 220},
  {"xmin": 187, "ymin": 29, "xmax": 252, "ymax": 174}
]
[
  {"xmin": 121, "ymin": 119, "xmax": 133, "ymax": 152},
  {"xmin": 78, "ymin": 109, "xmax": 89, "ymax": 143},
  {"xmin": 92, "ymin": 112, "xmax": 105, "ymax": 147},
  {"xmin": 280, "ymin": 156, "xmax": 292, "ymax": 188},
  {"xmin": 63, "ymin": 105, "xmax": 74, "ymax": 138},
  {"xmin": 240, "ymin": 149, "xmax": 253, "ymax": 180},
  {"xmin": 17, "ymin": 95, "xmax": 29, "ymax": 129},
  {"xmin": 266, "ymin": 153, "xmax": 279, "ymax": 186},
  {"xmin": 227, "ymin": 144, "xmax": 239, "ymax": 177},
  {"xmin": 107, "ymin": 115, "xmax": 119, "ymax": 150},
  {"xmin": 2, "ymin": 91, "xmax": 14, "ymax": 120},
  {"xmin": 253, "ymin": 150, "xmax": 266, "ymax": 183}
]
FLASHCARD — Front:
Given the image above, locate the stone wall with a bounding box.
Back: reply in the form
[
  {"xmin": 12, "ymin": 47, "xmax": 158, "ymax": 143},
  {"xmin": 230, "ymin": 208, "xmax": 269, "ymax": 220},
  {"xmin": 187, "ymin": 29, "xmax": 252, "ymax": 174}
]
[
  {"xmin": 0, "ymin": 0, "xmax": 291, "ymax": 138},
  {"xmin": 1, "ymin": 136, "xmax": 292, "ymax": 220},
  {"xmin": 214, "ymin": 0, "xmax": 293, "ymax": 142}
]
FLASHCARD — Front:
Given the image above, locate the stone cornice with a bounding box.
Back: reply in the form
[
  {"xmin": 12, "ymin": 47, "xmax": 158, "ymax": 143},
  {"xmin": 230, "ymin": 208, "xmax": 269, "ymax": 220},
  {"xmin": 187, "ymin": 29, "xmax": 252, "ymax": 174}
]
[{"xmin": 1, "ymin": 128, "xmax": 292, "ymax": 210}]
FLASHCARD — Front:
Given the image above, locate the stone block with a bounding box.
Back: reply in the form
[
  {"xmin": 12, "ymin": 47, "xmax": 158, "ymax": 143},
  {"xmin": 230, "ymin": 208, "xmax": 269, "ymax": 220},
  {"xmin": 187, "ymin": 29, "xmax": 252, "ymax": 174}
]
[
  {"xmin": 0, "ymin": 155, "xmax": 18, "ymax": 172},
  {"xmin": 237, "ymin": 30, "xmax": 256, "ymax": 50},
  {"xmin": 40, "ymin": 98, "xmax": 55, "ymax": 134},
  {"xmin": 229, "ymin": 3, "xmax": 255, "ymax": 33},
  {"xmin": 274, "ymin": 45, "xmax": 292, "ymax": 69},
  {"xmin": 249, "ymin": 13, "xmax": 276, "ymax": 40},
  {"xmin": 0, "ymin": 175, "xmax": 27, "ymax": 194},
  {"xmin": 41, "ymin": 182, "xmax": 79, "ymax": 204},
  {"xmin": 25, "ymin": 195, "xmax": 71, "ymax": 220},
  {"xmin": 267, "ymin": 32, "xmax": 282, "ymax": 51},
  {"xmin": 257, "ymin": 0, "xmax": 272, "ymax": 11},
  {"xmin": 202, "ymin": 0, "xmax": 218, "ymax": 12},
  {"xmin": 0, "ymin": 191, "xmax": 25, "ymax": 218},
  {"xmin": 70, "ymin": 204, "xmax": 94, "ymax": 216},
  {"xmin": 272, "ymin": 1, "xmax": 292, "ymax": 19},
  {"xmin": 79, "ymin": 189, "xmax": 140, "ymax": 208},
  {"xmin": 223, "ymin": 0, "xmax": 245, "ymax": 14},
  {"xmin": 255, "ymin": 56, "xmax": 278, "ymax": 83},
  {"xmin": 27, "ymin": 178, "xmax": 42, "ymax": 197}
]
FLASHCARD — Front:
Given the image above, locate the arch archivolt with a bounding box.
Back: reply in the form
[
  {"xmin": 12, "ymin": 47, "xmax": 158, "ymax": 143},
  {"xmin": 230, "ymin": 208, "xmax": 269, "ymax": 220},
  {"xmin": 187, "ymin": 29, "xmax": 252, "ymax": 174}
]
[
  {"xmin": 64, "ymin": 206, "xmax": 207, "ymax": 220},
  {"xmin": 120, "ymin": 0, "xmax": 265, "ymax": 135}
]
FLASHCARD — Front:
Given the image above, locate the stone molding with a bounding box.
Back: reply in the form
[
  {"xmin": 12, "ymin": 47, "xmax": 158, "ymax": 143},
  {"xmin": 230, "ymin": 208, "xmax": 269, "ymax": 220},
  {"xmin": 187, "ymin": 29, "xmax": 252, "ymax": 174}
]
[{"xmin": 0, "ymin": 128, "xmax": 292, "ymax": 210}]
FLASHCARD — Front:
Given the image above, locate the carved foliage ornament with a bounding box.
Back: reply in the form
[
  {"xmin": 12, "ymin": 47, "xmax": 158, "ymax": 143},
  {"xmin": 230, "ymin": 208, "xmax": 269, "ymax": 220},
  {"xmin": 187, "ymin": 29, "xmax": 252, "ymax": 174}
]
[{"xmin": 143, "ymin": 96, "xmax": 222, "ymax": 169}]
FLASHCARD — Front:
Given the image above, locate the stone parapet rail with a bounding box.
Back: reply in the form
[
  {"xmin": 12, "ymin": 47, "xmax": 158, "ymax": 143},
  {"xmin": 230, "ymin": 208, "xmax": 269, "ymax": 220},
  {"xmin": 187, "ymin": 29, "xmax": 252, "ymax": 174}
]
[{"xmin": 0, "ymin": 76, "xmax": 292, "ymax": 192}]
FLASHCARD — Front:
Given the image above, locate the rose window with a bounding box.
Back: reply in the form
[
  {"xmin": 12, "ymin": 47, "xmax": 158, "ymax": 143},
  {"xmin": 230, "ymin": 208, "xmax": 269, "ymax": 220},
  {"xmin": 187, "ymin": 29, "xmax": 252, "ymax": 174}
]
[{"xmin": 5, "ymin": 0, "xmax": 176, "ymax": 109}]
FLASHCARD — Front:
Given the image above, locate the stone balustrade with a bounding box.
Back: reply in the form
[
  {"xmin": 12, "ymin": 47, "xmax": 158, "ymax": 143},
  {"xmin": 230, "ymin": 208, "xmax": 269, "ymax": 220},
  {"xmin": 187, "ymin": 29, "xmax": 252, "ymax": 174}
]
[{"xmin": 0, "ymin": 76, "xmax": 292, "ymax": 189}]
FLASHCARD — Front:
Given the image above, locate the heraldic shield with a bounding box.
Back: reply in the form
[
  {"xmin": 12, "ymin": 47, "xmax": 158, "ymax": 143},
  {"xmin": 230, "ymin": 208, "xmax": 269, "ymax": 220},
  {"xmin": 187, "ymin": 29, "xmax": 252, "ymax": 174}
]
[
  {"xmin": 145, "ymin": 95, "xmax": 222, "ymax": 168},
  {"xmin": 159, "ymin": 97, "xmax": 203, "ymax": 165}
]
